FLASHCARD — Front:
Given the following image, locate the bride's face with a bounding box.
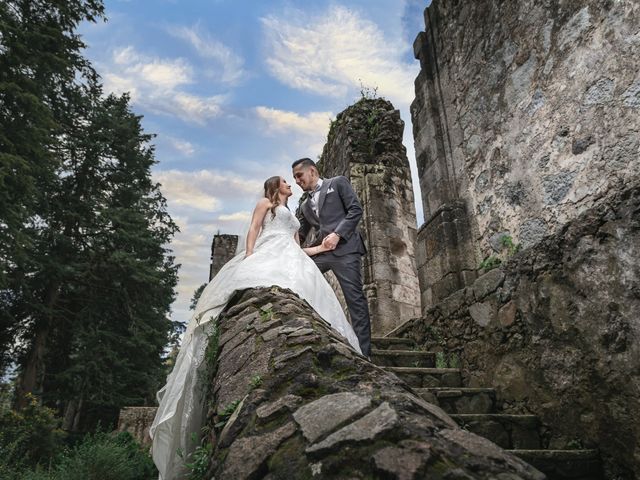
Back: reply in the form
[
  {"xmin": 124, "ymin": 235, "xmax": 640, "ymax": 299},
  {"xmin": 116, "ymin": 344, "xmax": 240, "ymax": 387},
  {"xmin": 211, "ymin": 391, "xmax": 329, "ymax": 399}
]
[{"xmin": 279, "ymin": 177, "xmax": 293, "ymax": 197}]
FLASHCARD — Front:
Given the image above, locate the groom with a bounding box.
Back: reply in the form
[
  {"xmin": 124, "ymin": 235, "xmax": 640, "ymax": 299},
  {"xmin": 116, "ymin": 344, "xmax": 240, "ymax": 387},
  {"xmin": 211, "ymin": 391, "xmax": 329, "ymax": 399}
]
[{"xmin": 292, "ymin": 158, "xmax": 371, "ymax": 357}]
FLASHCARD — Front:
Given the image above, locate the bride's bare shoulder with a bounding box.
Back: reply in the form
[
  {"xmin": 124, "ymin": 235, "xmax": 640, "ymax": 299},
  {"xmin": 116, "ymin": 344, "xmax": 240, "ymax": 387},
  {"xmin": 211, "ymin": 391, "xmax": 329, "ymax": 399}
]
[{"xmin": 254, "ymin": 198, "xmax": 272, "ymax": 210}]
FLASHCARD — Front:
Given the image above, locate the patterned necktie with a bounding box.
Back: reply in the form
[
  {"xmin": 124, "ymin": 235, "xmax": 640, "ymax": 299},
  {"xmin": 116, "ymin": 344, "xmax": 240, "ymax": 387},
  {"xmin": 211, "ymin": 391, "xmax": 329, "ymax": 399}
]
[{"xmin": 311, "ymin": 184, "xmax": 321, "ymax": 214}]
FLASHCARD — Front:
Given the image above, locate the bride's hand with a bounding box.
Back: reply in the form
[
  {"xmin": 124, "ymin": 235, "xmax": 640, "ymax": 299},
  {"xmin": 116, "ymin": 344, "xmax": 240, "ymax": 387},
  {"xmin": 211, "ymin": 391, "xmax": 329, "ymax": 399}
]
[{"xmin": 321, "ymin": 235, "xmax": 338, "ymax": 250}]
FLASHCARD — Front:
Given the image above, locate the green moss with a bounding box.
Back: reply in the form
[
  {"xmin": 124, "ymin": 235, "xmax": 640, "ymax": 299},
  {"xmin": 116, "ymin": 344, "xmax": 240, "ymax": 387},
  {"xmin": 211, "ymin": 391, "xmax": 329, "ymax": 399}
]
[
  {"xmin": 259, "ymin": 307, "xmax": 273, "ymax": 322},
  {"xmin": 267, "ymin": 436, "xmax": 313, "ymax": 479},
  {"xmin": 249, "ymin": 375, "xmax": 263, "ymax": 389},
  {"xmin": 428, "ymin": 457, "xmax": 458, "ymax": 477}
]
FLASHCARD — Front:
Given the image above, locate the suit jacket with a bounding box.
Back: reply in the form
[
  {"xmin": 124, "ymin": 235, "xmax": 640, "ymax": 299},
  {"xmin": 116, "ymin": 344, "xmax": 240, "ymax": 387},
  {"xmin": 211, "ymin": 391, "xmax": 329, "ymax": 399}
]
[{"xmin": 296, "ymin": 176, "xmax": 366, "ymax": 258}]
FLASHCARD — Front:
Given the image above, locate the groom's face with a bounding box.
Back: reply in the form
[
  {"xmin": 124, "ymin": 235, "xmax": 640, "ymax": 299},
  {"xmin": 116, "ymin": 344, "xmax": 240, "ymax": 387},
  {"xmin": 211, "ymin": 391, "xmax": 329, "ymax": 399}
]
[{"xmin": 292, "ymin": 165, "xmax": 317, "ymax": 192}]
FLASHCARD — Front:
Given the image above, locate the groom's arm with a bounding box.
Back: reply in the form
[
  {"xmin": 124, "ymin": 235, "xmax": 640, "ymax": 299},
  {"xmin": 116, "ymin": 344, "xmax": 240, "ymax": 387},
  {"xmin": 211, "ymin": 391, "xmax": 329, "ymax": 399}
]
[
  {"xmin": 333, "ymin": 176, "xmax": 363, "ymax": 240},
  {"xmin": 296, "ymin": 204, "xmax": 311, "ymax": 245}
]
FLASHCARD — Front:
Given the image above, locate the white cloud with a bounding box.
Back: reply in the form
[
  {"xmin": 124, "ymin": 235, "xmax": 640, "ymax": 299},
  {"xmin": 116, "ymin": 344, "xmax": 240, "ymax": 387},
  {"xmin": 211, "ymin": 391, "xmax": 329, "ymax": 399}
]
[
  {"xmin": 261, "ymin": 5, "xmax": 418, "ymax": 106},
  {"xmin": 218, "ymin": 211, "xmax": 251, "ymax": 222},
  {"xmin": 154, "ymin": 169, "xmax": 263, "ymax": 213},
  {"xmin": 169, "ymin": 24, "xmax": 246, "ymax": 85},
  {"xmin": 255, "ymin": 106, "xmax": 333, "ymax": 137},
  {"xmin": 166, "ymin": 137, "xmax": 196, "ymax": 157},
  {"xmin": 113, "ymin": 45, "xmax": 193, "ymax": 90},
  {"xmin": 102, "ymin": 46, "xmax": 225, "ymax": 124}
]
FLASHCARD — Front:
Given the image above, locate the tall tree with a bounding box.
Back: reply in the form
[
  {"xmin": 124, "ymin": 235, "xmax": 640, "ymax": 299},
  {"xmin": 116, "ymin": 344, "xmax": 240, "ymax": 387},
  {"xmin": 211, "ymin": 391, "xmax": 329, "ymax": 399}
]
[
  {"xmin": 0, "ymin": 0, "xmax": 105, "ymax": 400},
  {"xmin": 41, "ymin": 90, "xmax": 180, "ymax": 428},
  {"xmin": 1, "ymin": 1, "xmax": 182, "ymax": 428}
]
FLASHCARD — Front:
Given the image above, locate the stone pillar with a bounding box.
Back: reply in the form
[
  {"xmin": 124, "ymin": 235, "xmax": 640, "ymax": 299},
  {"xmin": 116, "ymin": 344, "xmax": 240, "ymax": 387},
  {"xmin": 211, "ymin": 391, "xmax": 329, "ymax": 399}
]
[
  {"xmin": 318, "ymin": 98, "xmax": 421, "ymax": 335},
  {"xmin": 415, "ymin": 202, "xmax": 477, "ymax": 309},
  {"xmin": 210, "ymin": 234, "xmax": 238, "ymax": 281},
  {"xmin": 411, "ymin": 18, "xmax": 479, "ymax": 311}
]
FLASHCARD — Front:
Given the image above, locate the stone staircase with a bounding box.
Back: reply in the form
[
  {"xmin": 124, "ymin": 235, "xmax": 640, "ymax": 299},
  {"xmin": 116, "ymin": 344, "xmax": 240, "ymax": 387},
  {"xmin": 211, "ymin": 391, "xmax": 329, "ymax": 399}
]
[{"xmin": 371, "ymin": 336, "xmax": 603, "ymax": 480}]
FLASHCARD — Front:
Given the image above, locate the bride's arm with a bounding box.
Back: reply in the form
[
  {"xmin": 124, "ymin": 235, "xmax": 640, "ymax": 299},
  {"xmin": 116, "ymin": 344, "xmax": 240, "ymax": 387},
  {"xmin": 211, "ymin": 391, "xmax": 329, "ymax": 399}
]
[
  {"xmin": 245, "ymin": 199, "xmax": 271, "ymax": 256},
  {"xmin": 303, "ymin": 242, "xmax": 332, "ymax": 257}
]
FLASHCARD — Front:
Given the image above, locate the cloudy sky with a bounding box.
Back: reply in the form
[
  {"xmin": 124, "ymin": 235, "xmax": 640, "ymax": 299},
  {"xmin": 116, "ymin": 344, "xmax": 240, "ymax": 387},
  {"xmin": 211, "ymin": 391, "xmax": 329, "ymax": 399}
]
[{"xmin": 80, "ymin": 0, "xmax": 430, "ymax": 325}]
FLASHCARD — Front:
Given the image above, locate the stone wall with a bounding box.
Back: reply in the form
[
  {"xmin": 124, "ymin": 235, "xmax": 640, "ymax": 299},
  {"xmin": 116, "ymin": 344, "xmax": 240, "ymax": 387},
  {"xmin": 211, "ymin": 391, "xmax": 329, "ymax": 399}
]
[
  {"xmin": 117, "ymin": 406, "xmax": 157, "ymax": 447},
  {"xmin": 411, "ymin": 0, "xmax": 640, "ymax": 308},
  {"xmin": 209, "ymin": 234, "xmax": 238, "ymax": 281},
  {"xmin": 394, "ymin": 183, "xmax": 640, "ymax": 478},
  {"xmin": 198, "ymin": 286, "xmax": 545, "ymax": 479},
  {"xmin": 318, "ymin": 98, "xmax": 421, "ymax": 334}
]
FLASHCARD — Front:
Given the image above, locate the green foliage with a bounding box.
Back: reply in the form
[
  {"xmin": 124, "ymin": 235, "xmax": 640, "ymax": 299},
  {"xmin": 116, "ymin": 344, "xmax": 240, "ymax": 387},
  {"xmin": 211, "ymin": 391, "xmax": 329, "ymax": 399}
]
[
  {"xmin": 189, "ymin": 283, "xmax": 208, "ymax": 311},
  {"xmin": 0, "ymin": 393, "xmax": 64, "ymax": 471},
  {"xmin": 426, "ymin": 324, "xmax": 444, "ymax": 345},
  {"xmin": 480, "ymin": 235, "xmax": 521, "ymax": 271},
  {"xmin": 259, "ymin": 307, "xmax": 273, "ymax": 322},
  {"xmin": 435, "ymin": 351, "xmax": 447, "ymax": 369},
  {"xmin": 48, "ymin": 431, "xmax": 156, "ymax": 480},
  {"xmin": 197, "ymin": 321, "xmax": 220, "ymax": 399},
  {"xmin": 479, "ymin": 255, "xmax": 502, "ymax": 271},
  {"xmin": 0, "ymin": 0, "xmax": 181, "ymax": 426},
  {"xmin": 249, "ymin": 375, "xmax": 263, "ymax": 389},
  {"xmin": 500, "ymin": 235, "xmax": 521, "ymax": 255},
  {"xmin": 566, "ymin": 438, "xmax": 584, "ymax": 450},
  {"xmin": 215, "ymin": 400, "xmax": 241, "ymax": 429},
  {"xmin": 182, "ymin": 433, "xmax": 213, "ymax": 480},
  {"xmin": 0, "ymin": 395, "xmax": 155, "ymax": 479}
]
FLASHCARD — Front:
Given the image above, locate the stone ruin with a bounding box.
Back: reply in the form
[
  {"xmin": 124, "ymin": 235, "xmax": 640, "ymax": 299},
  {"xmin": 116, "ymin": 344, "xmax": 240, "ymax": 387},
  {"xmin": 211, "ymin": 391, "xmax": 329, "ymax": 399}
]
[
  {"xmin": 412, "ymin": 0, "xmax": 640, "ymax": 309},
  {"xmin": 209, "ymin": 233, "xmax": 239, "ymax": 281},
  {"xmin": 317, "ymin": 98, "xmax": 422, "ymax": 335},
  {"xmin": 406, "ymin": 0, "xmax": 640, "ymax": 477},
  {"xmin": 118, "ymin": 0, "xmax": 640, "ymax": 477}
]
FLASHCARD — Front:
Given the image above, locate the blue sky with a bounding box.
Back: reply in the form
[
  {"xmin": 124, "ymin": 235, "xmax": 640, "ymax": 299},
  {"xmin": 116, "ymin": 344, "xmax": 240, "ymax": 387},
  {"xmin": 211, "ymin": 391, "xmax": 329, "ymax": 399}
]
[{"xmin": 80, "ymin": 0, "xmax": 430, "ymax": 324}]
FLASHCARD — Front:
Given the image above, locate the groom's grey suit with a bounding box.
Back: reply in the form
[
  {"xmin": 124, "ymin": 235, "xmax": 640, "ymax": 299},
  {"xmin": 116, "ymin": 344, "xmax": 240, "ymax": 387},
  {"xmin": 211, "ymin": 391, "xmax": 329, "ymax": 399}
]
[{"xmin": 297, "ymin": 176, "xmax": 371, "ymax": 356}]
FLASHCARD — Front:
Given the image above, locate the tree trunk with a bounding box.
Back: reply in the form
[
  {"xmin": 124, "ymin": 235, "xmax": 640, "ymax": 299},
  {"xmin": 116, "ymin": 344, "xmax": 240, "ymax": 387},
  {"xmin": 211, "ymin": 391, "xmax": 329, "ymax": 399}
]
[{"xmin": 15, "ymin": 283, "xmax": 59, "ymax": 409}]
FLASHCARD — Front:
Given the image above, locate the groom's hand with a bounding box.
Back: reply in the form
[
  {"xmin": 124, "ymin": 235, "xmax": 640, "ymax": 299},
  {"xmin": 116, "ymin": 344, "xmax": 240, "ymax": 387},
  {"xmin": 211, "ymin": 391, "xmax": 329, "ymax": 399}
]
[{"xmin": 323, "ymin": 232, "xmax": 340, "ymax": 250}]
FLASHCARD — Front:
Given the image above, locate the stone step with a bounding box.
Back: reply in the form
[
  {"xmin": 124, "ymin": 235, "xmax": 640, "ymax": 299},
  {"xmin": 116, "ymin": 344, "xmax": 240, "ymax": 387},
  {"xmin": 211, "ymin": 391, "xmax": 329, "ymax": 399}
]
[
  {"xmin": 371, "ymin": 336, "xmax": 415, "ymax": 350},
  {"xmin": 414, "ymin": 387, "xmax": 497, "ymax": 414},
  {"xmin": 450, "ymin": 414, "xmax": 541, "ymax": 450},
  {"xmin": 386, "ymin": 367, "xmax": 462, "ymax": 388},
  {"xmin": 371, "ymin": 349, "xmax": 435, "ymax": 368},
  {"xmin": 508, "ymin": 449, "xmax": 602, "ymax": 480}
]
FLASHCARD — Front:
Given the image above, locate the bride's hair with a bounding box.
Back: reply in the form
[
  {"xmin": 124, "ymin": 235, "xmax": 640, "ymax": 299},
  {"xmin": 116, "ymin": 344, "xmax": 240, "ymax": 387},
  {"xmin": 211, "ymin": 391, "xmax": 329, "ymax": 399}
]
[{"xmin": 263, "ymin": 176, "xmax": 286, "ymax": 219}]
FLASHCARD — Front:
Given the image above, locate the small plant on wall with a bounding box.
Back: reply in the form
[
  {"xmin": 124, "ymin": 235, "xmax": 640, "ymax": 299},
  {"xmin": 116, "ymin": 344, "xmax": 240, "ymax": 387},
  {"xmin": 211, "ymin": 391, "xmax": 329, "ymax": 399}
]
[{"xmin": 479, "ymin": 234, "xmax": 521, "ymax": 271}]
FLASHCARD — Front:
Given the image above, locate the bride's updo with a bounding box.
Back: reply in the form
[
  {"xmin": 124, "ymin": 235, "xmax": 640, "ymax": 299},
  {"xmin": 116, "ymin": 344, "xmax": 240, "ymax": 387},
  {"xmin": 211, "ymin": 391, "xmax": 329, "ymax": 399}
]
[{"xmin": 264, "ymin": 176, "xmax": 285, "ymax": 218}]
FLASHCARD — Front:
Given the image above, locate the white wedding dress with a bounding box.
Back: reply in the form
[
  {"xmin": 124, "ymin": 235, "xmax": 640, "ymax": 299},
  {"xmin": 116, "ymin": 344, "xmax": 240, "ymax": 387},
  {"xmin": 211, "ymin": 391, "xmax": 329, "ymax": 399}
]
[{"xmin": 149, "ymin": 204, "xmax": 362, "ymax": 479}]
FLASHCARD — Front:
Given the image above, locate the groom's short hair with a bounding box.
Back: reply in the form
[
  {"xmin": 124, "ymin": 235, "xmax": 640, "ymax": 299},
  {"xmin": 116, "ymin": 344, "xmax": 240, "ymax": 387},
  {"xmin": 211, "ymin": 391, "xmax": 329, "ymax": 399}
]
[{"xmin": 292, "ymin": 157, "xmax": 317, "ymax": 170}]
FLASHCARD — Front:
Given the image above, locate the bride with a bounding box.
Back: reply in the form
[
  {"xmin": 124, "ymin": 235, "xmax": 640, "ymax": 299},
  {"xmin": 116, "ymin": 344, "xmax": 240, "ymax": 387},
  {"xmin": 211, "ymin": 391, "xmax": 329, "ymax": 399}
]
[{"xmin": 149, "ymin": 175, "xmax": 362, "ymax": 479}]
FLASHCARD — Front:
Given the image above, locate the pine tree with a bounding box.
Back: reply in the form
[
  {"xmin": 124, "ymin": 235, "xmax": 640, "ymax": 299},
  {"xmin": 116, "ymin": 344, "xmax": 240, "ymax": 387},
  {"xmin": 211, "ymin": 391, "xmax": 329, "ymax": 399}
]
[
  {"xmin": 0, "ymin": 0, "xmax": 105, "ymax": 398},
  {"xmin": 42, "ymin": 90, "xmax": 180, "ymax": 428},
  {"xmin": 1, "ymin": 1, "xmax": 182, "ymax": 429}
]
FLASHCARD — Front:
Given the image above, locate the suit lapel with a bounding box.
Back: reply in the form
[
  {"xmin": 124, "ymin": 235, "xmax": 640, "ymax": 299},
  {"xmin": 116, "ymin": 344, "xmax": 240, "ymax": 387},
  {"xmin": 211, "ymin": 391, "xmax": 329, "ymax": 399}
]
[{"xmin": 316, "ymin": 178, "xmax": 332, "ymax": 215}]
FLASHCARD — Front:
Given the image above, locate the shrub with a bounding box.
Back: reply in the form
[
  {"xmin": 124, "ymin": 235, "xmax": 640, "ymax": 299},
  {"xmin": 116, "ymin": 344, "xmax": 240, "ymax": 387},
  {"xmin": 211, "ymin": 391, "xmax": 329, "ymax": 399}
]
[
  {"xmin": 0, "ymin": 393, "xmax": 64, "ymax": 470},
  {"xmin": 49, "ymin": 430, "xmax": 156, "ymax": 480}
]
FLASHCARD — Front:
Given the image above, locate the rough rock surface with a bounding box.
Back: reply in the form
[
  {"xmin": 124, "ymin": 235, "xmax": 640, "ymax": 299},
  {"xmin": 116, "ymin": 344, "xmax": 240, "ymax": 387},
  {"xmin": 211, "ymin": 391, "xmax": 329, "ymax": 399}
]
[
  {"xmin": 315, "ymin": 98, "xmax": 421, "ymax": 334},
  {"xmin": 396, "ymin": 183, "xmax": 640, "ymax": 479},
  {"xmin": 199, "ymin": 286, "xmax": 545, "ymax": 479},
  {"xmin": 116, "ymin": 406, "xmax": 157, "ymax": 447},
  {"xmin": 412, "ymin": 0, "xmax": 640, "ymax": 306}
]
